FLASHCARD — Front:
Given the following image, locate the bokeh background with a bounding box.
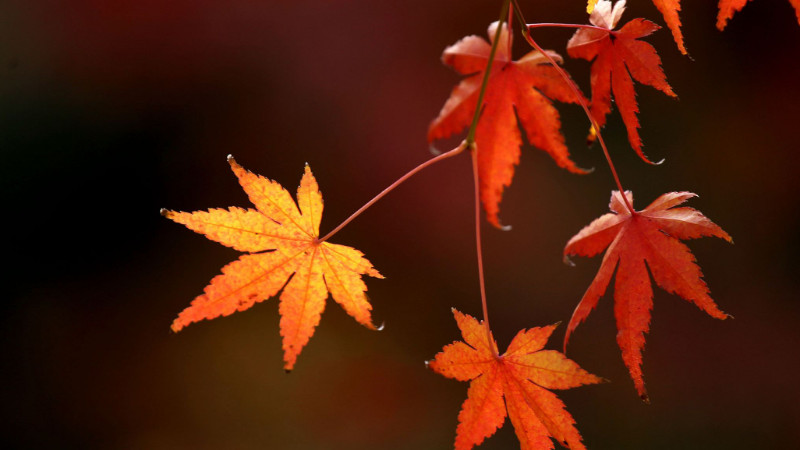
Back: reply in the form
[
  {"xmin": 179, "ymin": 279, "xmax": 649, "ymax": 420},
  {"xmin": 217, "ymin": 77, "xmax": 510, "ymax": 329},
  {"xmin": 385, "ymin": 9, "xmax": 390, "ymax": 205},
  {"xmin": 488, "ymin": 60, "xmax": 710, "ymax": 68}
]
[{"xmin": 3, "ymin": 0, "xmax": 799, "ymax": 448}]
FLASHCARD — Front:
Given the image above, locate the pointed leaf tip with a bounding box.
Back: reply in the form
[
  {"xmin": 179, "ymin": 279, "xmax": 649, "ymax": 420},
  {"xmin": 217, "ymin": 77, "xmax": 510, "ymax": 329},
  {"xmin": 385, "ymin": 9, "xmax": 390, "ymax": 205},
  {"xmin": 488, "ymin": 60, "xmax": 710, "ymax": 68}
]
[
  {"xmin": 376, "ymin": 321, "xmax": 385, "ymax": 331},
  {"xmin": 160, "ymin": 208, "xmax": 172, "ymax": 217}
]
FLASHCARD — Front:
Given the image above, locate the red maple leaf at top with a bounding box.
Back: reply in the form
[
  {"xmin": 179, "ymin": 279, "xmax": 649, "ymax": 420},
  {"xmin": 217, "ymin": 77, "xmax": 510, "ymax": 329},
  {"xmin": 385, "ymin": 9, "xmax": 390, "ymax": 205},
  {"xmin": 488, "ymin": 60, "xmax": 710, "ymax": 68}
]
[
  {"xmin": 563, "ymin": 190, "xmax": 732, "ymax": 400},
  {"xmin": 429, "ymin": 21, "xmax": 587, "ymax": 228},
  {"xmin": 568, "ymin": 0, "xmax": 676, "ymax": 165}
]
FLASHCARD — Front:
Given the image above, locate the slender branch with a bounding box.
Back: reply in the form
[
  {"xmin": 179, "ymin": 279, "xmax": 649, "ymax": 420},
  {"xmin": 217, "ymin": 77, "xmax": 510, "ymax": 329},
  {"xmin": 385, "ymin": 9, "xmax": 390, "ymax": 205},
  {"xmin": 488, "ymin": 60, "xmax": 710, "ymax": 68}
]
[
  {"xmin": 465, "ymin": 0, "xmax": 511, "ymax": 146},
  {"xmin": 506, "ymin": 4, "xmax": 514, "ymax": 56},
  {"xmin": 471, "ymin": 143, "xmax": 498, "ymax": 357},
  {"xmin": 463, "ymin": 0, "xmax": 511, "ymax": 354},
  {"xmin": 319, "ymin": 142, "xmax": 466, "ymax": 243},
  {"xmin": 510, "ymin": 0, "xmax": 635, "ymax": 214},
  {"xmin": 322, "ymin": 2, "xmax": 510, "ymax": 245}
]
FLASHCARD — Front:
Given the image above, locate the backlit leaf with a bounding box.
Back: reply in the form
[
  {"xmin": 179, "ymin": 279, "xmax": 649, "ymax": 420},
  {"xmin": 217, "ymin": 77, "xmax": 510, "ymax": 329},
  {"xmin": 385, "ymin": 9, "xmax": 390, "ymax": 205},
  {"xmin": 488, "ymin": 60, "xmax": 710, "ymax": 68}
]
[{"xmin": 163, "ymin": 157, "xmax": 383, "ymax": 370}]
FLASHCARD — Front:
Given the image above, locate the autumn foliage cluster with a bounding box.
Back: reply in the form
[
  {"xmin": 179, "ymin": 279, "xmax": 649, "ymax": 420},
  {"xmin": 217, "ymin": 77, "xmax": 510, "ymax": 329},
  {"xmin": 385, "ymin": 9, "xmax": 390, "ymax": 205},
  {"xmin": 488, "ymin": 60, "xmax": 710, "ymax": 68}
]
[{"xmin": 162, "ymin": 1, "xmax": 799, "ymax": 448}]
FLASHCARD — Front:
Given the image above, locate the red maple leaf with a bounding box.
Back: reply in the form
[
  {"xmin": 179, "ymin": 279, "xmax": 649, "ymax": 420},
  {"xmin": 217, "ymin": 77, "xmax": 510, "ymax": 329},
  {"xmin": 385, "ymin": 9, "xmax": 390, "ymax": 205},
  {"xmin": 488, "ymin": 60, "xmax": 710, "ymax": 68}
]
[
  {"xmin": 162, "ymin": 157, "xmax": 383, "ymax": 370},
  {"xmin": 717, "ymin": 0, "xmax": 800, "ymax": 30},
  {"xmin": 429, "ymin": 21, "xmax": 587, "ymax": 228},
  {"xmin": 563, "ymin": 190, "xmax": 732, "ymax": 400},
  {"xmin": 568, "ymin": 0, "xmax": 676, "ymax": 164},
  {"xmin": 428, "ymin": 309, "xmax": 604, "ymax": 450}
]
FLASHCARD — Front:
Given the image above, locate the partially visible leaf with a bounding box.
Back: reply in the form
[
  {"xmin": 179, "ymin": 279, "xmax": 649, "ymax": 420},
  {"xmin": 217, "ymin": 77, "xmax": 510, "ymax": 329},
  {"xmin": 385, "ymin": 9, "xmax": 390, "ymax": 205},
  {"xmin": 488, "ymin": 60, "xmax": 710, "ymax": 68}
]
[
  {"xmin": 429, "ymin": 309, "xmax": 604, "ymax": 449},
  {"xmin": 163, "ymin": 157, "xmax": 383, "ymax": 370},
  {"xmin": 717, "ymin": 0, "xmax": 800, "ymax": 30},
  {"xmin": 651, "ymin": 0, "xmax": 686, "ymax": 54},
  {"xmin": 564, "ymin": 190, "xmax": 732, "ymax": 401},
  {"xmin": 567, "ymin": 0, "xmax": 676, "ymax": 164}
]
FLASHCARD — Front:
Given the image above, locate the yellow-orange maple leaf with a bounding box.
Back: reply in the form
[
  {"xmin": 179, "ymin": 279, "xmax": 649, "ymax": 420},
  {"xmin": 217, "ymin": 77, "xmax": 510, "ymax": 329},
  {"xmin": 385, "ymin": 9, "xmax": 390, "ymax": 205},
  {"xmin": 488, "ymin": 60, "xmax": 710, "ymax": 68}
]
[
  {"xmin": 162, "ymin": 156, "xmax": 383, "ymax": 370},
  {"xmin": 429, "ymin": 309, "xmax": 604, "ymax": 450}
]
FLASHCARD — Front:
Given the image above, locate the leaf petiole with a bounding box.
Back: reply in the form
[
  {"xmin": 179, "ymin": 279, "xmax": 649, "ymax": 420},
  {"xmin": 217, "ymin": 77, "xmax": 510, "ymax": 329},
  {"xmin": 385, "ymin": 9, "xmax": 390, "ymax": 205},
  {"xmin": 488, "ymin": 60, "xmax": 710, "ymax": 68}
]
[
  {"xmin": 527, "ymin": 22, "xmax": 618, "ymax": 36},
  {"xmin": 318, "ymin": 142, "xmax": 467, "ymax": 243},
  {"xmin": 510, "ymin": 0, "xmax": 634, "ymax": 215},
  {"xmin": 463, "ymin": 0, "xmax": 512, "ymax": 356}
]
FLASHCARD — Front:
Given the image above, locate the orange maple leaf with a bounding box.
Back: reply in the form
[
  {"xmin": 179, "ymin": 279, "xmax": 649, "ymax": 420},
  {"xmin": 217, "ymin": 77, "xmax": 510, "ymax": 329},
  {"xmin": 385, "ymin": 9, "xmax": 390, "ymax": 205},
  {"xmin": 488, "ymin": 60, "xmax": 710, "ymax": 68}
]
[
  {"xmin": 563, "ymin": 190, "xmax": 732, "ymax": 400},
  {"xmin": 428, "ymin": 21, "xmax": 587, "ymax": 228},
  {"xmin": 717, "ymin": 0, "xmax": 800, "ymax": 30},
  {"xmin": 162, "ymin": 156, "xmax": 383, "ymax": 371},
  {"xmin": 568, "ymin": 0, "xmax": 676, "ymax": 164},
  {"xmin": 428, "ymin": 309, "xmax": 604, "ymax": 450}
]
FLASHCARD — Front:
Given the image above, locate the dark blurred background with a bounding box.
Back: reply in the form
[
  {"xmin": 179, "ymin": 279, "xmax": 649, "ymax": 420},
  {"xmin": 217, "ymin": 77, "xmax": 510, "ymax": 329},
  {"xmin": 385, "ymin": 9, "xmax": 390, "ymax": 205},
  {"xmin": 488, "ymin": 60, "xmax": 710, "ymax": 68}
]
[{"xmin": 2, "ymin": 0, "xmax": 799, "ymax": 448}]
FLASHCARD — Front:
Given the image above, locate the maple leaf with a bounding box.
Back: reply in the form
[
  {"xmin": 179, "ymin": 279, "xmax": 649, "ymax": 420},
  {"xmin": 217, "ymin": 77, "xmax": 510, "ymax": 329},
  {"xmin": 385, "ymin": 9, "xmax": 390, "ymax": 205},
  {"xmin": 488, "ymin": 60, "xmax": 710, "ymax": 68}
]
[
  {"xmin": 563, "ymin": 190, "xmax": 732, "ymax": 400},
  {"xmin": 717, "ymin": 0, "xmax": 800, "ymax": 30},
  {"xmin": 568, "ymin": 0, "xmax": 676, "ymax": 164},
  {"xmin": 428, "ymin": 309, "xmax": 604, "ymax": 450},
  {"xmin": 162, "ymin": 156, "xmax": 383, "ymax": 371},
  {"xmin": 428, "ymin": 21, "xmax": 587, "ymax": 228}
]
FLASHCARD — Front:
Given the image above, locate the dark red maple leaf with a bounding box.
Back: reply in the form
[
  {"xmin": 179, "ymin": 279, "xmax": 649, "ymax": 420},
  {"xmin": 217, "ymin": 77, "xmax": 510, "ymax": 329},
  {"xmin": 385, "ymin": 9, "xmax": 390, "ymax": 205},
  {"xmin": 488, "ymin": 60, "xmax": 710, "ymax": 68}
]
[{"xmin": 564, "ymin": 190, "xmax": 732, "ymax": 401}]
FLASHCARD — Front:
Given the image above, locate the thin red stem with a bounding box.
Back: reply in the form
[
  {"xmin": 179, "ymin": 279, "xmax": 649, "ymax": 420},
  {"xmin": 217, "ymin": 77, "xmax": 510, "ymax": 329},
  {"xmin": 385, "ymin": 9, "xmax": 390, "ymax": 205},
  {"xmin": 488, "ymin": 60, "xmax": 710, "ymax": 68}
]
[
  {"xmin": 510, "ymin": 0, "xmax": 634, "ymax": 214},
  {"xmin": 471, "ymin": 144, "xmax": 498, "ymax": 357},
  {"xmin": 527, "ymin": 23, "xmax": 617, "ymax": 35},
  {"xmin": 465, "ymin": 0, "xmax": 511, "ymax": 352},
  {"xmin": 319, "ymin": 142, "xmax": 466, "ymax": 243}
]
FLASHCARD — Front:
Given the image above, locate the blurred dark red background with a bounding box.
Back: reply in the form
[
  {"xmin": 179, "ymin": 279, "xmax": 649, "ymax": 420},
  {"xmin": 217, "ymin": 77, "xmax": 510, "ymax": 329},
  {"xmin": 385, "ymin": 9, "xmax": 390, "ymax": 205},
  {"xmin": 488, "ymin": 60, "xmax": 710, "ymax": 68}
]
[{"xmin": 3, "ymin": 0, "xmax": 799, "ymax": 448}]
